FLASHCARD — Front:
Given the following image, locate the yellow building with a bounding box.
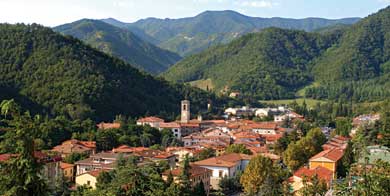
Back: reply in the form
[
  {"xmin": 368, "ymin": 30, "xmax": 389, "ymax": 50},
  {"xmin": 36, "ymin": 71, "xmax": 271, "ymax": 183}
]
[
  {"xmin": 75, "ymin": 169, "xmax": 107, "ymax": 189},
  {"xmin": 309, "ymin": 148, "xmax": 344, "ymax": 178},
  {"xmin": 60, "ymin": 162, "xmax": 75, "ymax": 181},
  {"xmin": 289, "ymin": 166, "xmax": 333, "ymax": 195}
]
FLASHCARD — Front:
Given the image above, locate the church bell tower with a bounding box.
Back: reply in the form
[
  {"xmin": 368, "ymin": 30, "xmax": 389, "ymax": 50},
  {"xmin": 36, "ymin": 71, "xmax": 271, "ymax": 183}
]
[{"xmin": 181, "ymin": 100, "xmax": 190, "ymax": 123}]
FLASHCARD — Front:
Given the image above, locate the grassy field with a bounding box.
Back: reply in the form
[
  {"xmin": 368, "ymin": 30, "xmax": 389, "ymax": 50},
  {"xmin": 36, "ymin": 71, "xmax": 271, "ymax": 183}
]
[
  {"xmin": 295, "ymin": 82, "xmax": 320, "ymax": 97},
  {"xmin": 188, "ymin": 79, "xmax": 214, "ymax": 91},
  {"xmin": 260, "ymin": 98, "xmax": 326, "ymax": 108}
]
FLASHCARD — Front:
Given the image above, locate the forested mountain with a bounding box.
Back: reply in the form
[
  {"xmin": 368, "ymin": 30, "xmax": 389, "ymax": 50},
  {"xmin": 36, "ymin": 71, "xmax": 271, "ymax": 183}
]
[
  {"xmin": 54, "ymin": 19, "xmax": 181, "ymax": 74},
  {"xmin": 0, "ymin": 24, "xmax": 235, "ymax": 121},
  {"xmin": 163, "ymin": 6, "xmax": 390, "ymax": 102},
  {"xmin": 162, "ymin": 28, "xmax": 341, "ymax": 100},
  {"xmin": 102, "ymin": 10, "xmax": 360, "ymax": 56},
  {"xmin": 307, "ymin": 6, "xmax": 390, "ymax": 102}
]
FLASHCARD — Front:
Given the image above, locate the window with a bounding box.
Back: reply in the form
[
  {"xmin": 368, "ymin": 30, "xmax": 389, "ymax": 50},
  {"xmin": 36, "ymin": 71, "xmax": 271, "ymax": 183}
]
[
  {"xmin": 183, "ymin": 105, "xmax": 187, "ymax": 111},
  {"xmin": 219, "ymin": 170, "xmax": 223, "ymax": 177},
  {"xmin": 64, "ymin": 171, "xmax": 67, "ymax": 175},
  {"xmin": 87, "ymin": 181, "xmax": 91, "ymax": 185}
]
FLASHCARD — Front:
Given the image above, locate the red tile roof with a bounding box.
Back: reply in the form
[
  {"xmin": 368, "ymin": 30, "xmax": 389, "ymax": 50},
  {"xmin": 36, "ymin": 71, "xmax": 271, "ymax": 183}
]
[
  {"xmin": 86, "ymin": 169, "xmax": 111, "ymax": 177},
  {"xmin": 310, "ymin": 148, "xmax": 344, "ymax": 162},
  {"xmin": 249, "ymin": 122, "xmax": 278, "ymax": 129},
  {"xmin": 194, "ymin": 153, "xmax": 252, "ymax": 168},
  {"xmin": 112, "ymin": 145, "xmax": 149, "ymax": 153},
  {"xmin": 60, "ymin": 162, "xmax": 74, "ymax": 169},
  {"xmin": 163, "ymin": 165, "xmax": 212, "ymax": 177},
  {"xmin": 52, "ymin": 139, "xmax": 95, "ymax": 154},
  {"xmin": 137, "ymin": 116, "xmax": 164, "ymax": 123},
  {"xmin": 97, "ymin": 122, "xmax": 121, "ymax": 129},
  {"xmin": 261, "ymin": 134, "xmax": 283, "ymax": 142},
  {"xmin": 0, "ymin": 154, "xmax": 17, "ymax": 162},
  {"xmin": 159, "ymin": 122, "xmax": 181, "ymax": 128},
  {"xmin": 293, "ymin": 166, "xmax": 333, "ymax": 184}
]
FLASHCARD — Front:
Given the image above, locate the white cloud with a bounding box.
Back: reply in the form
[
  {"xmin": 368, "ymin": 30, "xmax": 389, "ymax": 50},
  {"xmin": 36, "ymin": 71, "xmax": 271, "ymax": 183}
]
[
  {"xmin": 236, "ymin": 0, "xmax": 278, "ymax": 8},
  {"xmin": 378, "ymin": 0, "xmax": 390, "ymax": 3}
]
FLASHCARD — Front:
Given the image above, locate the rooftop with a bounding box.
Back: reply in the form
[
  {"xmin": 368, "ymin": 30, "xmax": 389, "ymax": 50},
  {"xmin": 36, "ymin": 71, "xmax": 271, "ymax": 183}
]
[
  {"xmin": 293, "ymin": 166, "xmax": 333, "ymax": 184},
  {"xmin": 310, "ymin": 148, "xmax": 344, "ymax": 162},
  {"xmin": 194, "ymin": 153, "xmax": 252, "ymax": 168},
  {"xmin": 163, "ymin": 165, "xmax": 212, "ymax": 177},
  {"xmin": 137, "ymin": 116, "xmax": 164, "ymax": 123}
]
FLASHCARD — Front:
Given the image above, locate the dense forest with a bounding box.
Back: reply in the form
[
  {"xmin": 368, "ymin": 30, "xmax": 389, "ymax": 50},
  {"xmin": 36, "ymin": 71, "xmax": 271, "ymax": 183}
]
[
  {"xmin": 54, "ymin": 19, "xmax": 181, "ymax": 74},
  {"xmin": 103, "ymin": 10, "xmax": 359, "ymax": 56},
  {"xmin": 163, "ymin": 28, "xmax": 341, "ymax": 100},
  {"xmin": 307, "ymin": 6, "xmax": 390, "ymax": 102},
  {"xmin": 163, "ymin": 6, "xmax": 390, "ymax": 103},
  {"xmin": 0, "ymin": 23, "xmax": 239, "ymax": 121}
]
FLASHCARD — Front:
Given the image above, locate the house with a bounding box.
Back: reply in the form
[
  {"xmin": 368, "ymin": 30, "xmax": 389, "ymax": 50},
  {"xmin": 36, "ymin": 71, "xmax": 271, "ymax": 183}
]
[
  {"xmin": 255, "ymin": 107, "xmax": 286, "ymax": 117},
  {"xmin": 225, "ymin": 106, "xmax": 255, "ymax": 117},
  {"xmin": 76, "ymin": 169, "xmax": 109, "ymax": 189},
  {"xmin": 162, "ymin": 165, "xmax": 212, "ymax": 195},
  {"xmin": 159, "ymin": 122, "xmax": 182, "ymax": 139},
  {"xmin": 60, "ymin": 162, "xmax": 75, "ymax": 181},
  {"xmin": 134, "ymin": 149, "xmax": 176, "ymax": 169},
  {"xmin": 351, "ymin": 114, "xmax": 380, "ymax": 135},
  {"xmin": 51, "ymin": 139, "xmax": 96, "ymax": 158},
  {"xmin": 75, "ymin": 152, "xmax": 128, "ymax": 175},
  {"xmin": 136, "ymin": 116, "xmax": 164, "ymax": 128},
  {"xmin": 96, "ymin": 122, "xmax": 121, "ymax": 130},
  {"xmin": 248, "ymin": 122, "xmax": 278, "ymax": 134},
  {"xmin": 0, "ymin": 152, "xmax": 62, "ymax": 189},
  {"xmin": 261, "ymin": 133, "xmax": 283, "ymax": 145},
  {"xmin": 182, "ymin": 129, "xmax": 231, "ymax": 148},
  {"xmin": 165, "ymin": 146, "xmax": 203, "ymax": 162},
  {"xmin": 193, "ymin": 153, "xmax": 252, "ymax": 189},
  {"xmin": 274, "ymin": 111, "xmax": 304, "ymax": 122},
  {"xmin": 289, "ymin": 166, "xmax": 333, "ymax": 195},
  {"xmin": 111, "ymin": 145, "xmax": 176, "ymax": 168},
  {"xmin": 322, "ymin": 135, "xmax": 349, "ymax": 151},
  {"xmin": 309, "ymin": 148, "xmax": 344, "ymax": 178},
  {"xmin": 112, "ymin": 145, "xmax": 149, "ymax": 154}
]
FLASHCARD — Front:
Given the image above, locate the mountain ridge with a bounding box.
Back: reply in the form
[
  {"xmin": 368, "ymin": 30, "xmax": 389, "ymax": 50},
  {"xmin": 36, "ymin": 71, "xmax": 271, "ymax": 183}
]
[
  {"xmin": 102, "ymin": 10, "xmax": 360, "ymax": 56},
  {"xmin": 162, "ymin": 6, "xmax": 390, "ymax": 102},
  {"xmin": 54, "ymin": 19, "xmax": 181, "ymax": 74},
  {"xmin": 0, "ymin": 23, "xmax": 233, "ymax": 121}
]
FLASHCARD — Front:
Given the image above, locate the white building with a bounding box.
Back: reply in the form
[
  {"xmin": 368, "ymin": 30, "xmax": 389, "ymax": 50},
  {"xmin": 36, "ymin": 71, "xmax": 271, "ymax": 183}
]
[
  {"xmin": 193, "ymin": 153, "xmax": 252, "ymax": 189},
  {"xmin": 136, "ymin": 116, "xmax": 164, "ymax": 128}
]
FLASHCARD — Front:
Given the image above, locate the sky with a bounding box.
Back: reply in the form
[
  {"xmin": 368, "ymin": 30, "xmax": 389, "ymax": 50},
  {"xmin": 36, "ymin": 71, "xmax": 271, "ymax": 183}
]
[{"xmin": 0, "ymin": 0, "xmax": 389, "ymax": 27}]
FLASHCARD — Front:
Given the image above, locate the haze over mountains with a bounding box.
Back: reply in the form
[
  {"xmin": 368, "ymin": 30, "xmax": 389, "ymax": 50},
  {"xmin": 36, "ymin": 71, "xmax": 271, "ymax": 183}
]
[
  {"xmin": 102, "ymin": 10, "xmax": 360, "ymax": 56},
  {"xmin": 164, "ymin": 6, "xmax": 390, "ymax": 102}
]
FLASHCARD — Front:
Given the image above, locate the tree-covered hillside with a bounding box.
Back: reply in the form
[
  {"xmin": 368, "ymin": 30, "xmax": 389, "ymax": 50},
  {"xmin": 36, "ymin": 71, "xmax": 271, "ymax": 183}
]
[
  {"xmin": 307, "ymin": 6, "xmax": 390, "ymax": 102},
  {"xmin": 0, "ymin": 24, "xmax": 235, "ymax": 121},
  {"xmin": 54, "ymin": 19, "xmax": 181, "ymax": 74},
  {"xmin": 163, "ymin": 6, "xmax": 390, "ymax": 103},
  {"xmin": 162, "ymin": 28, "xmax": 340, "ymax": 100},
  {"xmin": 103, "ymin": 10, "xmax": 360, "ymax": 56}
]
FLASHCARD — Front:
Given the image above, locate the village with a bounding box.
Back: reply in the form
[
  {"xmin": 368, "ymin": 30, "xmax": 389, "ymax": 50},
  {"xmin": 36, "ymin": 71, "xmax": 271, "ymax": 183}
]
[{"xmin": 0, "ymin": 100, "xmax": 388, "ymax": 196}]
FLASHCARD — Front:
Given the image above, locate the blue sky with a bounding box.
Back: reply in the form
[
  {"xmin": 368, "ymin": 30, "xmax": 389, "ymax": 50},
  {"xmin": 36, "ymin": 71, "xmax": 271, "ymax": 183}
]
[{"xmin": 0, "ymin": 0, "xmax": 389, "ymax": 26}]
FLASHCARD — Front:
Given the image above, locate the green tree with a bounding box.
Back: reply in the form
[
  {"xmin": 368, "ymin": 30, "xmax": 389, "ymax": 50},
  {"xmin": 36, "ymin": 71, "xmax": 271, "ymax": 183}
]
[
  {"xmin": 335, "ymin": 117, "xmax": 352, "ymax": 137},
  {"xmin": 225, "ymin": 144, "xmax": 252, "ymax": 155},
  {"xmin": 240, "ymin": 155, "xmax": 284, "ymax": 195},
  {"xmin": 299, "ymin": 175, "xmax": 328, "ymax": 196},
  {"xmin": 96, "ymin": 171, "xmax": 113, "ymax": 190},
  {"xmin": 192, "ymin": 181, "xmax": 207, "ymax": 196},
  {"xmin": 0, "ymin": 100, "xmax": 48, "ymax": 195}
]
